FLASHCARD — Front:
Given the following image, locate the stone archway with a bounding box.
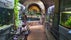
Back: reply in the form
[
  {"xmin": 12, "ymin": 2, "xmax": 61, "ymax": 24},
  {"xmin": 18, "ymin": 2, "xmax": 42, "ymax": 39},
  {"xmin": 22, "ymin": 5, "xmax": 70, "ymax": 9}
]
[
  {"xmin": 22, "ymin": 0, "xmax": 46, "ymax": 25},
  {"xmin": 27, "ymin": 3, "xmax": 41, "ymax": 14},
  {"xmin": 23, "ymin": 1, "xmax": 45, "ymax": 15}
]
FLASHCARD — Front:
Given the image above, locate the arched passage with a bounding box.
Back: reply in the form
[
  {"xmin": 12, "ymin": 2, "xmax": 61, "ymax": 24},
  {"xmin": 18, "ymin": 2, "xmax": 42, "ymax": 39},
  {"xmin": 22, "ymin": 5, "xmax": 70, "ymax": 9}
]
[
  {"xmin": 23, "ymin": 1, "xmax": 45, "ymax": 15},
  {"xmin": 28, "ymin": 3, "xmax": 41, "ymax": 13}
]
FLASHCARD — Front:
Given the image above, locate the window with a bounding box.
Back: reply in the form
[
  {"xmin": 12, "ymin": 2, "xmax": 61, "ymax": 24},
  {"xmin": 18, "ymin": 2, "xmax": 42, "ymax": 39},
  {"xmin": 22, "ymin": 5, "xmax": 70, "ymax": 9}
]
[
  {"xmin": 60, "ymin": 0, "xmax": 71, "ymax": 29},
  {"xmin": 60, "ymin": 12, "xmax": 71, "ymax": 28}
]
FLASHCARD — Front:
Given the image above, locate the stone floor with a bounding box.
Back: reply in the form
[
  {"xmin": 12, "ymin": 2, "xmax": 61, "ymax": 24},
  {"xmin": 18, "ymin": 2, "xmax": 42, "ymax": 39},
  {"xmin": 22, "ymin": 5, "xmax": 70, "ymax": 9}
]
[
  {"xmin": 25, "ymin": 21, "xmax": 55, "ymax": 40},
  {"xmin": 27, "ymin": 25, "xmax": 47, "ymax": 40}
]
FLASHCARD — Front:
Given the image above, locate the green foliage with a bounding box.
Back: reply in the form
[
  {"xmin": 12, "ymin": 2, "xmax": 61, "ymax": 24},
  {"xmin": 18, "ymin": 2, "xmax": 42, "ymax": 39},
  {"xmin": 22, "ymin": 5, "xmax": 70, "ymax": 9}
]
[
  {"xmin": 14, "ymin": 0, "xmax": 20, "ymax": 27},
  {"xmin": 65, "ymin": 16, "xmax": 71, "ymax": 27},
  {"xmin": 28, "ymin": 10, "xmax": 41, "ymax": 15},
  {"xmin": 29, "ymin": 10, "xmax": 34, "ymax": 15},
  {"xmin": 36, "ymin": 12, "xmax": 41, "ymax": 15}
]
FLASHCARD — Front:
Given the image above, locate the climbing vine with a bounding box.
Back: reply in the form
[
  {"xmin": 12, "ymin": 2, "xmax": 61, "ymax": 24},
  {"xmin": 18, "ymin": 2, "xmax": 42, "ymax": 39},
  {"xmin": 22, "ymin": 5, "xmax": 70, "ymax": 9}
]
[{"xmin": 14, "ymin": 0, "xmax": 20, "ymax": 29}]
